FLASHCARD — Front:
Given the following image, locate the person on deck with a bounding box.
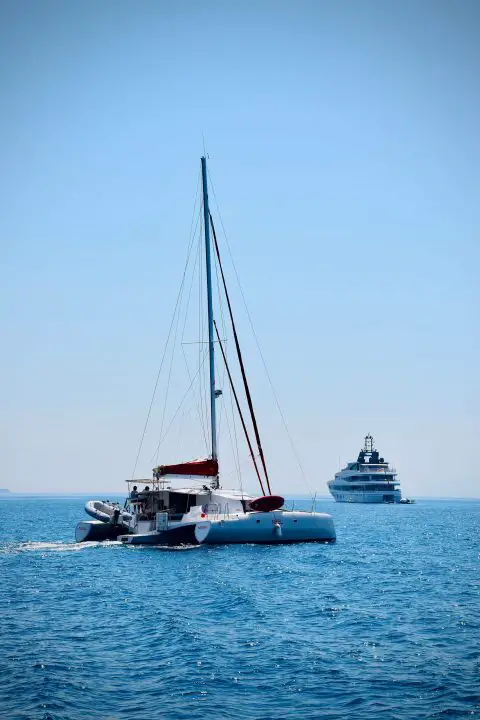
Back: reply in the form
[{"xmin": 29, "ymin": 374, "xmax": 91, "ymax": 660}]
[{"xmin": 131, "ymin": 485, "xmax": 138, "ymax": 499}]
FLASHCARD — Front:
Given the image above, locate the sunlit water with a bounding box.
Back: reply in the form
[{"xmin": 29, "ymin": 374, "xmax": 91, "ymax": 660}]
[{"xmin": 1, "ymin": 496, "xmax": 479, "ymax": 719}]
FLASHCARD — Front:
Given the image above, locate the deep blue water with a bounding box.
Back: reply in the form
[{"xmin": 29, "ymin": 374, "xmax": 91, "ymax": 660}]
[{"xmin": 1, "ymin": 496, "xmax": 479, "ymax": 720}]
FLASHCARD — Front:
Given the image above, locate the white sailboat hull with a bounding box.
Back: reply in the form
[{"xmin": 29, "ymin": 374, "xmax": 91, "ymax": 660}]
[
  {"xmin": 77, "ymin": 496, "xmax": 336, "ymax": 545},
  {"xmin": 119, "ymin": 520, "xmax": 211, "ymax": 546},
  {"xmin": 204, "ymin": 510, "xmax": 336, "ymax": 544}
]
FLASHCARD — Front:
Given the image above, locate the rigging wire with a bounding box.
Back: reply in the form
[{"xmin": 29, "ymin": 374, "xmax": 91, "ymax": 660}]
[
  {"xmin": 151, "ymin": 349, "xmax": 209, "ymax": 461},
  {"xmin": 214, "ymin": 321, "xmax": 265, "ymax": 495},
  {"xmin": 210, "ymin": 212, "xmax": 272, "ymax": 495},
  {"xmin": 156, "ymin": 186, "xmax": 210, "ymax": 464},
  {"xmin": 198, "ymin": 209, "xmax": 208, "ymax": 449},
  {"xmin": 212, "ymin": 238, "xmax": 242, "ymax": 488},
  {"xmin": 180, "ymin": 234, "xmax": 209, "ymax": 452},
  {"xmin": 155, "ymin": 250, "xmax": 190, "ymax": 464},
  {"xmin": 208, "ymin": 172, "xmax": 314, "ymax": 497},
  {"xmin": 131, "ymin": 170, "xmax": 201, "ymax": 480},
  {"xmin": 216, "ymin": 365, "xmax": 243, "ymax": 493}
]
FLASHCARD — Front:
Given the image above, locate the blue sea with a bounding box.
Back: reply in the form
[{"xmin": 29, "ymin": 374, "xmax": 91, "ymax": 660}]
[{"xmin": 1, "ymin": 496, "xmax": 479, "ymax": 720}]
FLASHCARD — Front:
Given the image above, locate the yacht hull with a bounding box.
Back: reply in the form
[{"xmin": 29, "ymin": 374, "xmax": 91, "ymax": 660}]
[
  {"xmin": 329, "ymin": 490, "xmax": 401, "ymax": 503},
  {"xmin": 76, "ymin": 501, "xmax": 336, "ymax": 545},
  {"xmin": 119, "ymin": 521, "xmax": 211, "ymax": 546},
  {"xmin": 204, "ymin": 511, "xmax": 336, "ymax": 544},
  {"xmin": 75, "ymin": 520, "xmax": 127, "ymax": 543}
]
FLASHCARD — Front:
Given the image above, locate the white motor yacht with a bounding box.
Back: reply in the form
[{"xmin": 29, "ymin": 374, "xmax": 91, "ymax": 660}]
[{"xmin": 328, "ymin": 434, "xmax": 402, "ymax": 503}]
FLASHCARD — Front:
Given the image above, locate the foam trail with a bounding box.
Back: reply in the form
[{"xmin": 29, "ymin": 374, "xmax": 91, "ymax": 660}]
[{"xmin": 2, "ymin": 540, "xmax": 122, "ymax": 554}]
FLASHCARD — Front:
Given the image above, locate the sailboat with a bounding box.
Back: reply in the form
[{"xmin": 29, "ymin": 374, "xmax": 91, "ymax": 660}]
[{"xmin": 75, "ymin": 157, "xmax": 335, "ymax": 545}]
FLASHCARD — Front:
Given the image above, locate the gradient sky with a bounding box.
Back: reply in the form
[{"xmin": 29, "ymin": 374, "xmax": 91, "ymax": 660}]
[{"xmin": 2, "ymin": 0, "xmax": 479, "ymax": 497}]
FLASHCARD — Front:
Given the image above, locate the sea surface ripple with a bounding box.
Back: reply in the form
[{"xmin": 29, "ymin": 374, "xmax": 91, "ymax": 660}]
[{"xmin": 1, "ymin": 496, "xmax": 479, "ymax": 719}]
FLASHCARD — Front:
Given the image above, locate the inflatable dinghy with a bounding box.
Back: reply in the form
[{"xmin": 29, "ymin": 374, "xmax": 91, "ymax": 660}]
[{"xmin": 76, "ymin": 502, "xmax": 131, "ymax": 542}]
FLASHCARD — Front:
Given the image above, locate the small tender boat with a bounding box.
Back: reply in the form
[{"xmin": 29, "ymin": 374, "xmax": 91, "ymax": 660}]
[
  {"xmin": 84, "ymin": 500, "xmax": 131, "ymax": 525},
  {"xmin": 75, "ymin": 156, "xmax": 335, "ymax": 545},
  {"xmin": 76, "ymin": 496, "xmax": 211, "ymax": 546},
  {"xmin": 75, "ymin": 501, "xmax": 131, "ymax": 542}
]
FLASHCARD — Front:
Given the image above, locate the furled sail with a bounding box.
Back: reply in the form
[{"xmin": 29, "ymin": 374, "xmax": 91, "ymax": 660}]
[{"xmin": 153, "ymin": 458, "xmax": 219, "ymax": 479}]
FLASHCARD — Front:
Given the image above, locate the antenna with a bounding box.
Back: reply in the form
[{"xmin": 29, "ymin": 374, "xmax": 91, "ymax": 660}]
[{"xmin": 364, "ymin": 433, "xmax": 374, "ymax": 454}]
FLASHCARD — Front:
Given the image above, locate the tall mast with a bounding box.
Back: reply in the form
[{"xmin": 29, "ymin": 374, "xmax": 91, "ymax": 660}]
[{"xmin": 201, "ymin": 156, "xmax": 217, "ymax": 461}]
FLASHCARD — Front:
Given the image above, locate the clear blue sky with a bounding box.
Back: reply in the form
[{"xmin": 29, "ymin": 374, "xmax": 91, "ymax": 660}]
[{"xmin": 2, "ymin": 0, "xmax": 478, "ymax": 497}]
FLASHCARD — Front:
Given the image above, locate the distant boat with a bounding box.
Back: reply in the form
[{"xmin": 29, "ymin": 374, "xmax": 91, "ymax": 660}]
[
  {"xmin": 76, "ymin": 156, "xmax": 335, "ymax": 545},
  {"xmin": 328, "ymin": 434, "xmax": 404, "ymax": 504}
]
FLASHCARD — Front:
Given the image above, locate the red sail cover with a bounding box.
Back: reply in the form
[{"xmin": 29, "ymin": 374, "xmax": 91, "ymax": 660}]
[{"xmin": 155, "ymin": 459, "xmax": 219, "ymax": 477}]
